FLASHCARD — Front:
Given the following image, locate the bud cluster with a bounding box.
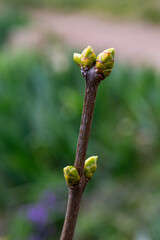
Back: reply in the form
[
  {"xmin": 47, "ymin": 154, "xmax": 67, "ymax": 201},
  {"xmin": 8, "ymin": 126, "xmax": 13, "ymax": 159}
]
[
  {"xmin": 63, "ymin": 156, "xmax": 98, "ymax": 186},
  {"xmin": 73, "ymin": 46, "xmax": 115, "ymax": 78}
]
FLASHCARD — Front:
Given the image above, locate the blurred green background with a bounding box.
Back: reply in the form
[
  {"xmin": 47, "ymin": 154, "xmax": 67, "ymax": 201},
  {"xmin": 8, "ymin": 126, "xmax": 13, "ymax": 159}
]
[{"xmin": 0, "ymin": 1, "xmax": 160, "ymax": 240}]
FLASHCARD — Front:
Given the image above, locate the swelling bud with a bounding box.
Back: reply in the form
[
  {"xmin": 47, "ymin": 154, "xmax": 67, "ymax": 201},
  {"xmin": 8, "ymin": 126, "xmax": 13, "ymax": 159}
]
[
  {"xmin": 95, "ymin": 48, "xmax": 115, "ymax": 78},
  {"xmin": 84, "ymin": 156, "xmax": 98, "ymax": 179},
  {"xmin": 63, "ymin": 166, "xmax": 80, "ymax": 186},
  {"xmin": 81, "ymin": 46, "xmax": 96, "ymax": 70},
  {"xmin": 73, "ymin": 53, "xmax": 82, "ymax": 67}
]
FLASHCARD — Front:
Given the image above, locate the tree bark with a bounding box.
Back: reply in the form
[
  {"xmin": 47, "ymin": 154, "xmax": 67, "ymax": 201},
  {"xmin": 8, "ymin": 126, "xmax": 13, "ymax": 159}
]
[{"xmin": 60, "ymin": 66, "xmax": 104, "ymax": 240}]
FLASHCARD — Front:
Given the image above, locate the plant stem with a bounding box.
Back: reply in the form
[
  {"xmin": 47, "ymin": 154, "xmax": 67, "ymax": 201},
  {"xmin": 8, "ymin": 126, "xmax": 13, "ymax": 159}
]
[{"xmin": 60, "ymin": 66, "xmax": 104, "ymax": 240}]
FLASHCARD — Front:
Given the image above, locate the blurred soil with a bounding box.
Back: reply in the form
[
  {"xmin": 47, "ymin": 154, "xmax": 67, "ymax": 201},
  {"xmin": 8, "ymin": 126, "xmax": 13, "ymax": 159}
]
[{"xmin": 9, "ymin": 9, "xmax": 160, "ymax": 69}]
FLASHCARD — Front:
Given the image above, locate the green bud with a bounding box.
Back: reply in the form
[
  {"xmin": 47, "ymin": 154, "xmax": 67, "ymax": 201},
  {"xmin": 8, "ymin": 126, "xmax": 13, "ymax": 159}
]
[
  {"xmin": 73, "ymin": 53, "xmax": 82, "ymax": 67},
  {"xmin": 95, "ymin": 48, "xmax": 115, "ymax": 78},
  {"xmin": 84, "ymin": 156, "xmax": 98, "ymax": 179},
  {"xmin": 63, "ymin": 166, "xmax": 80, "ymax": 186},
  {"xmin": 81, "ymin": 46, "xmax": 96, "ymax": 69}
]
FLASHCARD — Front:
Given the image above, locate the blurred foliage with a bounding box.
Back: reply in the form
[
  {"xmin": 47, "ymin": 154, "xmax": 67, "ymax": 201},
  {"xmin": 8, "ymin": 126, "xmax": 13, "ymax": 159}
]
[
  {"xmin": 143, "ymin": 7, "xmax": 160, "ymax": 23},
  {"xmin": 0, "ymin": 49, "xmax": 160, "ymax": 239},
  {"xmin": 1, "ymin": 0, "xmax": 160, "ymax": 22},
  {"xmin": 0, "ymin": 5, "xmax": 27, "ymax": 46}
]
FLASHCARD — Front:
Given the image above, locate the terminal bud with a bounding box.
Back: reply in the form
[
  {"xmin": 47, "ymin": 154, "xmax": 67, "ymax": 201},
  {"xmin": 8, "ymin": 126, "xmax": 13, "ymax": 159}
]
[
  {"xmin": 95, "ymin": 48, "xmax": 115, "ymax": 78},
  {"xmin": 81, "ymin": 46, "xmax": 96, "ymax": 70}
]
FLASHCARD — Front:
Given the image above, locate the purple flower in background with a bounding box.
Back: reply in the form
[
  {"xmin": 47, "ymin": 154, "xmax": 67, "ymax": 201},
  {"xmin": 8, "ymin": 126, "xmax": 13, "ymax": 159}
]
[
  {"xmin": 26, "ymin": 203, "xmax": 48, "ymax": 225},
  {"xmin": 26, "ymin": 190, "xmax": 57, "ymax": 226},
  {"xmin": 19, "ymin": 190, "xmax": 59, "ymax": 239}
]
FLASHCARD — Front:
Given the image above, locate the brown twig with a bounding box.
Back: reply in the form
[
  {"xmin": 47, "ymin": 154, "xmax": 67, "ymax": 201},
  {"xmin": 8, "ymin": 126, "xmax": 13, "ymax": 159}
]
[{"xmin": 60, "ymin": 66, "xmax": 104, "ymax": 240}]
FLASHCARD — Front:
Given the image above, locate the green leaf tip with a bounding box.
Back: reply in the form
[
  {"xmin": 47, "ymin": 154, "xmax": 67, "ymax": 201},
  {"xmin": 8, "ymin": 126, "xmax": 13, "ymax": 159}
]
[
  {"xmin": 63, "ymin": 166, "xmax": 80, "ymax": 186},
  {"xmin": 84, "ymin": 156, "xmax": 98, "ymax": 179},
  {"xmin": 95, "ymin": 48, "xmax": 115, "ymax": 78}
]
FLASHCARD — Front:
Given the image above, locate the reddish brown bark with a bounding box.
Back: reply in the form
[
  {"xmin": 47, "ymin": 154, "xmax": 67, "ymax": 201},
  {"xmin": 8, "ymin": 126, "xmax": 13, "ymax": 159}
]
[{"xmin": 60, "ymin": 66, "xmax": 104, "ymax": 240}]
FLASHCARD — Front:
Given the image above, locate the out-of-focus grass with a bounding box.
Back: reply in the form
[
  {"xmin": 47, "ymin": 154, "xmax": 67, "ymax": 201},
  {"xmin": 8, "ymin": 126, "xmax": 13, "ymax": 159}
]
[
  {"xmin": 2, "ymin": 0, "xmax": 160, "ymax": 22},
  {"xmin": 1, "ymin": 49, "xmax": 160, "ymax": 239}
]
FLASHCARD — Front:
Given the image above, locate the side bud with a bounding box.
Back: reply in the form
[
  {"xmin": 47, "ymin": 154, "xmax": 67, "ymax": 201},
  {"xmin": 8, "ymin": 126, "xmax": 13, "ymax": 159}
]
[
  {"xmin": 63, "ymin": 166, "xmax": 80, "ymax": 186},
  {"xmin": 73, "ymin": 53, "xmax": 82, "ymax": 67},
  {"xmin": 84, "ymin": 156, "xmax": 98, "ymax": 179},
  {"xmin": 95, "ymin": 48, "xmax": 115, "ymax": 78},
  {"xmin": 81, "ymin": 46, "xmax": 96, "ymax": 70}
]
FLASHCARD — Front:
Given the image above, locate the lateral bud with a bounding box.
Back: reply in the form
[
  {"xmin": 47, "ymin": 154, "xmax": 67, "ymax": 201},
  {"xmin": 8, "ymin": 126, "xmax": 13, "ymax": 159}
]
[
  {"xmin": 63, "ymin": 166, "xmax": 80, "ymax": 186},
  {"xmin": 84, "ymin": 156, "xmax": 98, "ymax": 179}
]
